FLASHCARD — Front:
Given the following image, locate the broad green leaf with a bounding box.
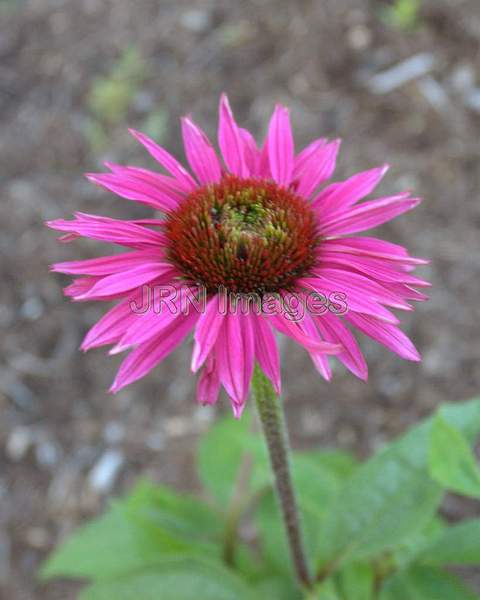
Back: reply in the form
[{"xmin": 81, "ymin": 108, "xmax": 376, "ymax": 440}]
[
  {"xmin": 392, "ymin": 516, "xmax": 446, "ymax": 567},
  {"xmin": 418, "ymin": 519, "xmax": 480, "ymax": 566},
  {"xmin": 197, "ymin": 412, "xmax": 270, "ymax": 506},
  {"xmin": 301, "ymin": 450, "xmax": 359, "ymax": 480},
  {"xmin": 80, "ymin": 558, "xmax": 256, "ymax": 600},
  {"xmin": 122, "ymin": 481, "xmax": 223, "ymax": 542},
  {"xmin": 41, "ymin": 506, "xmax": 171, "ymax": 580},
  {"xmin": 335, "ymin": 562, "xmax": 374, "ymax": 600},
  {"xmin": 380, "ymin": 565, "xmax": 479, "ymax": 600},
  {"xmin": 308, "ymin": 578, "xmax": 341, "ymax": 599},
  {"xmin": 317, "ymin": 443, "xmax": 443, "ymax": 565},
  {"xmin": 252, "ymin": 577, "xmax": 302, "ymax": 600},
  {"xmin": 42, "ymin": 481, "xmax": 222, "ymax": 581},
  {"xmin": 317, "ymin": 398, "xmax": 480, "ymax": 567},
  {"xmin": 428, "ymin": 414, "xmax": 480, "ymax": 497}
]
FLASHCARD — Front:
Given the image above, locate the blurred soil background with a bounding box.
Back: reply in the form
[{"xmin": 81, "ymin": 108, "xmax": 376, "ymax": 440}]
[{"xmin": 1, "ymin": 0, "xmax": 480, "ymax": 597}]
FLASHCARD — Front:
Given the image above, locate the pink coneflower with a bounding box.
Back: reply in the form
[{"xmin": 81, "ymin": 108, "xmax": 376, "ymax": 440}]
[{"xmin": 48, "ymin": 95, "xmax": 429, "ymax": 417}]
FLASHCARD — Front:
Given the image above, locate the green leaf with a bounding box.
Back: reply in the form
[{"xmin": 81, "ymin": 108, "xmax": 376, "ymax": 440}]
[
  {"xmin": 317, "ymin": 398, "xmax": 480, "ymax": 567},
  {"xmin": 392, "ymin": 516, "xmax": 446, "ymax": 568},
  {"xmin": 417, "ymin": 518, "xmax": 480, "ymax": 566},
  {"xmin": 41, "ymin": 506, "xmax": 162, "ymax": 581},
  {"xmin": 197, "ymin": 412, "xmax": 270, "ymax": 507},
  {"xmin": 80, "ymin": 558, "xmax": 256, "ymax": 600},
  {"xmin": 308, "ymin": 578, "xmax": 341, "ymax": 600},
  {"xmin": 317, "ymin": 442, "xmax": 443, "ymax": 565},
  {"xmin": 380, "ymin": 565, "xmax": 479, "ymax": 600},
  {"xmin": 123, "ymin": 481, "xmax": 223, "ymax": 543},
  {"xmin": 301, "ymin": 450, "xmax": 359, "ymax": 481},
  {"xmin": 335, "ymin": 562, "xmax": 374, "ymax": 600},
  {"xmin": 428, "ymin": 413, "xmax": 480, "ymax": 497},
  {"xmin": 252, "ymin": 576, "xmax": 302, "ymax": 600},
  {"xmin": 41, "ymin": 481, "xmax": 223, "ymax": 581}
]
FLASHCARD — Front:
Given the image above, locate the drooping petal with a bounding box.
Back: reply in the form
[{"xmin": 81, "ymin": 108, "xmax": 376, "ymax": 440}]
[
  {"xmin": 318, "ymin": 194, "xmax": 421, "ymax": 237},
  {"xmin": 110, "ymin": 312, "xmax": 198, "ymax": 393},
  {"xmin": 81, "ymin": 292, "xmax": 143, "ymax": 351},
  {"xmin": 129, "ymin": 129, "xmax": 196, "ymax": 192},
  {"xmin": 215, "ymin": 313, "xmax": 255, "ymax": 410},
  {"xmin": 251, "ymin": 314, "xmax": 281, "ymax": 394},
  {"xmin": 191, "ymin": 294, "xmax": 225, "ymax": 372},
  {"xmin": 297, "ymin": 311, "xmax": 332, "ymax": 380},
  {"xmin": 181, "ymin": 117, "xmax": 222, "ymax": 185},
  {"xmin": 315, "ymin": 312, "xmax": 368, "ymax": 380},
  {"xmin": 267, "ymin": 308, "xmax": 341, "ymax": 354},
  {"xmin": 294, "ymin": 140, "xmax": 341, "ymax": 199},
  {"xmin": 197, "ymin": 354, "xmax": 221, "ymax": 406},
  {"xmin": 267, "ymin": 104, "xmax": 294, "ymax": 187},
  {"xmin": 346, "ymin": 312, "xmax": 421, "ymax": 361},
  {"xmin": 311, "ymin": 165, "xmax": 389, "ymax": 216},
  {"xmin": 218, "ymin": 94, "xmax": 249, "ymax": 178}
]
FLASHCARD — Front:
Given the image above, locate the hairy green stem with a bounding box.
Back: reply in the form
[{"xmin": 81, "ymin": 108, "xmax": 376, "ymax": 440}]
[{"xmin": 252, "ymin": 366, "xmax": 312, "ymax": 588}]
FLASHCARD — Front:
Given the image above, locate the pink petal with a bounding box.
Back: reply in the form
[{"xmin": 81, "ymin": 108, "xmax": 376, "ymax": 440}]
[
  {"xmin": 191, "ymin": 295, "xmax": 225, "ymax": 372},
  {"xmin": 75, "ymin": 263, "xmax": 176, "ymax": 300},
  {"xmin": 267, "ymin": 104, "xmax": 294, "ymax": 187},
  {"xmin": 317, "ymin": 252, "xmax": 430, "ymax": 287},
  {"xmin": 129, "ymin": 129, "xmax": 196, "ymax": 192},
  {"xmin": 310, "ymin": 268, "xmax": 412, "ymax": 310},
  {"xmin": 251, "ymin": 314, "xmax": 281, "ymax": 394},
  {"xmin": 197, "ymin": 354, "xmax": 221, "ymax": 406},
  {"xmin": 105, "ymin": 163, "xmax": 186, "ymax": 200},
  {"xmin": 320, "ymin": 237, "xmax": 429, "ymax": 266},
  {"xmin": 110, "ymin": 313, "xmax": 197, "ymax": 393},
  {"xmin": 297, "ymin": 312, "xmax": 332, "ymax": 380},
  {"xmin": 298, "ymin": 277, "xmax": 399, "ymax": 324},
  {"xmin": 268, "ymin": 309, "xmax": 341, "ymax": 354},
  {"xmin": 294, "ymin": 138, "xmax": 327, "ymax": 173},
  {"xmin": 47, "ymin": 214, "xmax": 167, "ymax": 250},
  {"xmin": 86, "ymin": 172, "xmax": 179, "ymax": 212},
  {"xmin": 64, "ymin": 277, "xmax": 100, "ymax": 300},
  {"xmin": 81, "ymin": 293, "xmax": 142, "ymax": 351},
  {"xmin": 52, "ymin": 250, "xmax": 166, "ymax": 276},
  {"xmin": 346, "ymin": 313, "xmax": 421, "ymax": 362},
  {"xmin": 181, "ymin": 117, "xmax": 222, "ymax": 185},
  {"xmin": 216, "ymin": 313, "xmax": 255, "ymax": 409},
  {"xmin": 294, "ymin": 140, "xmax": 341, "ymax": 199},
  {"xmin": 315, "ymin": 312, "xmax": 368, "ymax": 380},
  {"xmin": 218, "ymin": 94, "xmax": 249, "ymax": 177},
  {"xmin": 312, "ymin": 165, "xmax": 389, "ymax": 216},
  {"xmin": 318, "ymin": 194, "xmax": 421, "ymax": 237},
  {"xmin": 239, "ymin": 128, "xmax": 261, "ymax": 176}
]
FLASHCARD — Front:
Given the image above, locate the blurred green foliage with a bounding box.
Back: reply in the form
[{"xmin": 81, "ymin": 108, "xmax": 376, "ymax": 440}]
[
  {"xmin": 85, "ymin": 46, "xmax": 146, "ymax": 152},
  {"xmin": 380, "ymin": 0, "xmax": 421, "ymax": 31}
]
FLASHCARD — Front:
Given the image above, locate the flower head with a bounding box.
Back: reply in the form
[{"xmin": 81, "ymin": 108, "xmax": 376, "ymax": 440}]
[{"xmin": 48, "ymin": 94, "xmax": 429, "ymax": 417}]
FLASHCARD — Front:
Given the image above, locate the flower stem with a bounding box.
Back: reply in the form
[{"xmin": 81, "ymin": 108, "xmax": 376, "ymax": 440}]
[{"xmin": 252, "ymin": 365, "xmax": 312, "ymax": 588}]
